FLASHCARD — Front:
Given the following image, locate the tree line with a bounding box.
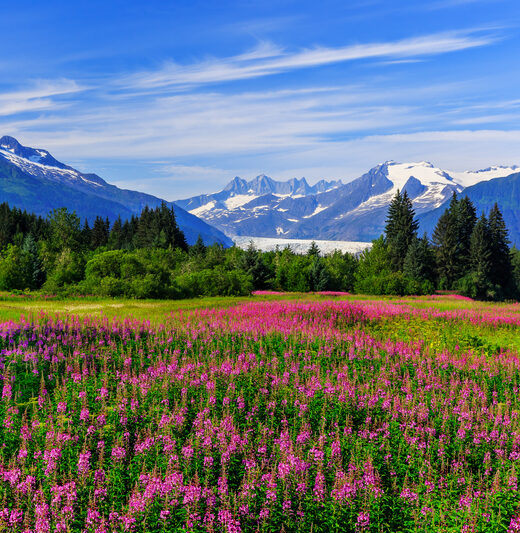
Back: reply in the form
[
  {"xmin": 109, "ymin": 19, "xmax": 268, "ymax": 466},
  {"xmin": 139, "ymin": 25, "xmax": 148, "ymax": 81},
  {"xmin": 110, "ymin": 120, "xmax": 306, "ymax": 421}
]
[
  {"xmin": 356, "ymin": 190, "xmax": 518, "ymax": 300},
  {"xmin": 0, "ymin": 195, "xmax": 519, "ymax": 300}
]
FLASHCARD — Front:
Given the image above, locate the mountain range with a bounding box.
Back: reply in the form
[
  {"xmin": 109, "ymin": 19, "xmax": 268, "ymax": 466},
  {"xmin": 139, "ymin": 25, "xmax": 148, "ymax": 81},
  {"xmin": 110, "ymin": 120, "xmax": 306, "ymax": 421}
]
[
  {"xmin": 1, "ymin": 135, "xmax": 519, "ymax": 248},
  {"xmin": 0, "ymin": 136, "xmax": 231, "ymax": 246},
  {"xmin": 176, "ymin": 162, "xmax": 520, "ymax": 245}
]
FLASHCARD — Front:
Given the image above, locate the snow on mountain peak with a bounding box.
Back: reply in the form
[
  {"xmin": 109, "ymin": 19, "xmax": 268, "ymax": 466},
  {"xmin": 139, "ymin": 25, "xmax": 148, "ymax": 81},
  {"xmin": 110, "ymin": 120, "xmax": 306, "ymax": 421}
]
[
  {"xmin": 383, "ymin": 161, "xmax": 454, "ymax": 191},
  {"xmin": 449, "ymin": 165, "xmax": 520, "ymax": 187},
  {"xmin": 0, "ymin": 135, "xmax": 70, "ymax": 171}
]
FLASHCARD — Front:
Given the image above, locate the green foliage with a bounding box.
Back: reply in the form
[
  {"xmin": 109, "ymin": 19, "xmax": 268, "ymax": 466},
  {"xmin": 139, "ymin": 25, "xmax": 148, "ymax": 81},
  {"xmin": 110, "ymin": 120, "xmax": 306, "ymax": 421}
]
[
  {"xmin": 403, "ymin": 235, "xmax": 435, "ymax": 284},
  {"xmin": 240, "ymin": 242, "xmax": 272, "ymax": 289},
  {"xmin": 488, "ymin": 202, "xmax": 513, "ymax": 296},
  {"xmin": 465, "ymin": 214, "xmax": 494, "ymax": 300},
  {"xmin": 43, "ymin": 248, "xmax": 85, "ymax": 292},
  {"xmin": 432, "ymin": 196, "xmax": 460, "ymax": 288},
  {"xmin": 323, "ymin": 250, "xmax": 358, "ymax": 292},
  {"xmin": 175, "ymin": 267, "xmax": 253, "ymax": 297},
  {"xmin": 384, "ymin": 190, "xmax": 418, "ymax": 271},
  {"xmin": 354, "ymin": 237, "xmax": 391, "ymax": 294},
  {"xmin": 0, "ymin": 244, "xmax": 30, "ymax": 290}
]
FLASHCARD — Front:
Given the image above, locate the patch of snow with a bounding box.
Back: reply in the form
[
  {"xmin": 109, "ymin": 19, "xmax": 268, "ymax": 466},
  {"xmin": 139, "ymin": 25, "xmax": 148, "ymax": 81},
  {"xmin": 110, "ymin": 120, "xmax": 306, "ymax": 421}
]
[
  {"xmin": 189, "ymin": 201, "xmax": 216, "ymax": 216},
  {"xmin": 303, "ymin": 205, "xmax": 327, "ymax": 218},
  {"xmin": 0, "ymin": 147, "xmax": 103, "ymax": 187},
  {"xmin": 224, "ymin": 194, "xmax": 257, "ymax": 210}
]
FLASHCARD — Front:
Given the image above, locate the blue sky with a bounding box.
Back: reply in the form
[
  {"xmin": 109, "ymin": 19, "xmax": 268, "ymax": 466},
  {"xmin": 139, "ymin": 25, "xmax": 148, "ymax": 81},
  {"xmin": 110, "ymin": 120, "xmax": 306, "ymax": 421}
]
[{"xmin": 1, "ymin": 0, "xmax": 520, "ymax": 199}]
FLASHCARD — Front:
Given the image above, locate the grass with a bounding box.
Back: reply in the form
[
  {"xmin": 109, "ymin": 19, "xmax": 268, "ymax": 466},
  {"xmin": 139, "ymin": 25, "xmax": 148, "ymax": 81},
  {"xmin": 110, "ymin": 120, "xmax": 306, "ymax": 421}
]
[{"xmin": 1, "ymin": 291, "xmax": 518, "ymax": 353}]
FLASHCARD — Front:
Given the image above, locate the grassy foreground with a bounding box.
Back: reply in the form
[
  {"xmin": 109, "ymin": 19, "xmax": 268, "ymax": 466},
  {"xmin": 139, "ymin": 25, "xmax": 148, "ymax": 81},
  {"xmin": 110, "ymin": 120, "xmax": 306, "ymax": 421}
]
[{"xmin": 0, "ymin": 293, "xmax": 520, "ymax": 531}]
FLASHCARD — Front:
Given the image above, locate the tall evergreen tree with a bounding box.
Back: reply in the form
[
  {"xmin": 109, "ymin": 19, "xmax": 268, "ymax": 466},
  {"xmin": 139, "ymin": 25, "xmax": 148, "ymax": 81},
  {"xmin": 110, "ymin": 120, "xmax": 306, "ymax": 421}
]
[
  {"xmin": 22, "ymin": 233, "xmax": 44, "ymax": 289},
  {"xmin": 384, "ymin": 190, "xmax": 418, "ymax": 271},
  {"xmin": 403, "ymin": 234, "xmax": 435, "ymax": 284},
  {"xmin": 432, "ymin": 196, "xmax": 459, "ymax": 289},
  {"xmin": 91, "ymin": 216, "xmax": 109, "ymax": 249},
  {"xmin": 488, "ymin": 202, "xmax": 513, "ymax": 295},
  {"xmin": 240, "ymin": 242, "xmax": 271, "ymax": 289},
  {"xmin": 108, "ymin": 216, "xmax": 124, "ymax": 250},
  {"xmin": 135, "ymin": 207, "xmax": 154, "ymax": 248},
  {"xmin": 190, "ymin": 235, "xmax": 206, "ymax": 257},
  {"xmin": 456, "ymin": 196, "xmax": 477, "ymax": 273},
  {"xmin": 469, "ymin": 214, "xmax": 494, "ymax": 299},
  {"xmin": 309, "ymin": 257, "xmax": 330, "ymax": 291},
  {"xmin": 307, "ymin": 241, "xmax": 321, "ymax": 258}
]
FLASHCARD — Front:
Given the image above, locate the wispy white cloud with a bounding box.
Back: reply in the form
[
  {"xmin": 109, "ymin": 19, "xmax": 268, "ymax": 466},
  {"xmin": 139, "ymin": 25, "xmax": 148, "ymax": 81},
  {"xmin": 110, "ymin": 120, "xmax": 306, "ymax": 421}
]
[
  {"xmin": 0, "ymin": 27, "xmax": 515, "ymax": 199},
  {"xmin": 0, "ymin": 79, "xmax": 83, "ymax": 116},
  {"xmin": 121, "ymin": 30, "xmax": 498, "ymax": 90}
]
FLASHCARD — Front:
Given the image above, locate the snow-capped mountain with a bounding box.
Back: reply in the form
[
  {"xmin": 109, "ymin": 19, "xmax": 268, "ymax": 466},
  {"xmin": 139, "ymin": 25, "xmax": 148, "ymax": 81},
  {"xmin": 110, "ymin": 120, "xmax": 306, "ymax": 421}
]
[
  {"xmin": 0, "ymin": 136, "xmax": 231, "ymax": 246},
  {"xmin": 176, "ymin": 161, "xmax": 519, "ymax": 243},
  {"xmin": 176, "ymin": 174, "xmax": 342, "ymax": 238}
]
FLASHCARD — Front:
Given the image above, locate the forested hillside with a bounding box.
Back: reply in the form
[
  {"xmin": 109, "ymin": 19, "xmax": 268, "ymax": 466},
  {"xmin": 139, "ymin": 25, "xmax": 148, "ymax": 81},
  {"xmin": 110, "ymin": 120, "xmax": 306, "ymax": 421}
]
[{"xmin": 0, "ymin": 194, "xmax": 518, "ymax": 300}]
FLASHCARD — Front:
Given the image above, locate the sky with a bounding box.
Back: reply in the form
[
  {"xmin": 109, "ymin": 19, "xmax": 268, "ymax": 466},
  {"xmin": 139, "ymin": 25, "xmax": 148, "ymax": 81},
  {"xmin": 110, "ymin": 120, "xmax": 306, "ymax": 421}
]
[{"xmin": 1, "ymin": 0, "xmax": 520, "ymax": 200}]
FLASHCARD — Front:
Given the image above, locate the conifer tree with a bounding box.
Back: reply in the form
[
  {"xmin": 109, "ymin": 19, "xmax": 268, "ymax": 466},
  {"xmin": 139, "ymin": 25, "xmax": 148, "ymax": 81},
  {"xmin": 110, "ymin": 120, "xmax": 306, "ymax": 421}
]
[
  {"xmin": 309, "ymin": 257, "xmax": 330, "ymax": 291},
  {"xmin": 135, "ymin": 207, "xmax": 154, "ymax": 248},
  {"xmin": 91, "ymin": 216, "xmax": 109, "ymax": 249},
  {"xmin": 81, "ymin": 219, "xmax": 92, "ymax": 249},
  {"xmin": 469, "ymin": 214, "xmax": 493, "ymax": 299},
  {"xmin": 488, "ymin": 202, "xmax": 513, "ymax": 295},
  {"xmin": 384, "ymin": 190, "xmax": 418, "ymax": 271},
  {"xmin": 432, "ymin": 196, "xmax": 459, "ymax": 288},
  {"xmin": 457, "ymin": 196, "xmax": 477, "ymax": 272},
  {"xmin": 240, "ymin": 241, "xmax": 270, "ymax": 289},
  {"xmin": 22, "ymin": 233, "xmax": 44, "ymax": 289},
  {"xmin": 108, "ymin": 216, "xmax": 124, "ymax": 250},
  {"xmin": 403, "ymin": 234, "xmax": 435, "ymax": 284},
  {"xmin": 307, "ymin": 241, "xmax": 321, "ymax": 258},
  {"xmin": 191, "ymin": 235, "xmax": 206, "ymax": 257}
]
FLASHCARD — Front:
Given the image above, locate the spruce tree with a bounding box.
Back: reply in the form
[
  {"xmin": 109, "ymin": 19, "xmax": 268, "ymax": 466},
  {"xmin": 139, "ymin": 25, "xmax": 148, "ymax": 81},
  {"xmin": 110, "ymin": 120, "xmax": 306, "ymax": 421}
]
[
  {"xmin": 108, "ymin": 216, "xmax": 124, "ymax": 250},
  {"xmin": 384, "ymin": 190, "xmax": 418, "ymax": 271},
  {"xmin": 403, "ymin": 234, "xmax": 435, "ymax": 284},
  {"xmin": 91, "ymin": 216, "xmax": 109, "ymax": 249},
  {"xmin": 469, "ymin": 214, "xmax": 493, "ymax": 299},
  {"xmin": 191, "ymin": 235, "xmax": 206, "ymax": 257},
  {"xmin": 81, "ymin": 219, "xmax": 92, "ymax": 249},
  {"xmin": 240, "ymin": 242, "xmax": 270, "ymax": 289},
  {"xmin": 309, "ymin": 257, "xmax": 330, "ymax": 291},
  {"xmin": 135, "ymin": 207, "xmax": 154, "ymax": 248},
  {"xmin": 22, "ymin": 233, "xmax": 44, "ymax": 289},
  {"xmin": 456, "ymin": 196, "xmax": 477, "ymax": 273},
  {"xmin": 488, "ymin": 202, "xmax": 513, "ymax": 296},
  {"xmin": 432, "ymin": 198, "xmax": 459, "ymax": 289},
  {"xmin": 307, "ymin": 241, "xmax": 320, "ymax": 258}
]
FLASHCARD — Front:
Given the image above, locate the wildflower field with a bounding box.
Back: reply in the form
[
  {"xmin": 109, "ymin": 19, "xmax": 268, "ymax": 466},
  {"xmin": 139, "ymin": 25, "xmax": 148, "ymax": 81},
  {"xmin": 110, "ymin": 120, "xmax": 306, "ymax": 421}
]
[{"xmin": 1, "ymin": 294, "xmax": 520, "ymax": 532}]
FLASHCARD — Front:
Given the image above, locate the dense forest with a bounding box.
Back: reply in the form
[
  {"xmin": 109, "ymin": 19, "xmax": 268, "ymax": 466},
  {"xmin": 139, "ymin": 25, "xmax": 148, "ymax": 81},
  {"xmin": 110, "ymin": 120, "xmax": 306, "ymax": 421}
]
[{"xmin": 0, "ymin": 193, "xmax": 518, "ymax": 300}]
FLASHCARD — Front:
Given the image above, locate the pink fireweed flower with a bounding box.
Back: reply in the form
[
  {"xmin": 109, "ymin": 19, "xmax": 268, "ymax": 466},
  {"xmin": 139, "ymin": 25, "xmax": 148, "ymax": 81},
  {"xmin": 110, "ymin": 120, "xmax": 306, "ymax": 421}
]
[
  {"xmin": 356, "ymin": 512, "xmax": 370, "ymax": 530},
  {"xmin": 111, "ymin": 446, "xmax": 126, "ymax": 461},
  {"xmin": 78, "ymin": 451, "xmax": 91, "ymax": 475}
]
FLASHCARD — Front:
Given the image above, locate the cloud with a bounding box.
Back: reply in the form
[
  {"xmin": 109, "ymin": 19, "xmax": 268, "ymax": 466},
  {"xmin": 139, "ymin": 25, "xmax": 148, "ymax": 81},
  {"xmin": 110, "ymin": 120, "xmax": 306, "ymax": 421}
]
[
  {"xmin": 0, "ymin": 79, "xmax": 83, "ymax": 116},
  {"xmin": 121, "ymin": 30, "xmax": 498, "ymax": 90}
]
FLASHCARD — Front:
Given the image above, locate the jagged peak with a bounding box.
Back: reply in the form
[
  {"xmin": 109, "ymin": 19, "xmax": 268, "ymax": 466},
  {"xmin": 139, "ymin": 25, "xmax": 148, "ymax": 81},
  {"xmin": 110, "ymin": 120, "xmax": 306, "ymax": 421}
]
[{"xmin": 0, "ymin": 135, "xmax": 69, "ymax": 170}]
